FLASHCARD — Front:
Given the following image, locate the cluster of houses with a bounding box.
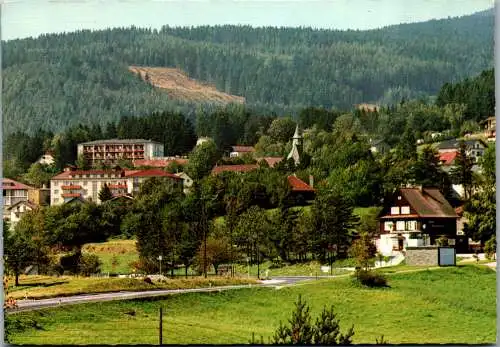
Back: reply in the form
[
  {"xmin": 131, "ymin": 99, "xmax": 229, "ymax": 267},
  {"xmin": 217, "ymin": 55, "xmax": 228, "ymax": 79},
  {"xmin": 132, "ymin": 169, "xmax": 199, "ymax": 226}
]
[{"xmin": 3, "ymin": 125, "xmax": 491, "ymax": 256}]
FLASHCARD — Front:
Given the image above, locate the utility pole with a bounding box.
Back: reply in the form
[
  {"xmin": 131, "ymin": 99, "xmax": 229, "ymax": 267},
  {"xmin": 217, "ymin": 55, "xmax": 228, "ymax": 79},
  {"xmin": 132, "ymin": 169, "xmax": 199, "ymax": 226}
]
[
  {"xmin": 158, "ymin": 255, "xmax": 163, "ymax": 277},
  {"xmin": 159, "ymin": 307, "xmax": 163, "ymax": 346}
]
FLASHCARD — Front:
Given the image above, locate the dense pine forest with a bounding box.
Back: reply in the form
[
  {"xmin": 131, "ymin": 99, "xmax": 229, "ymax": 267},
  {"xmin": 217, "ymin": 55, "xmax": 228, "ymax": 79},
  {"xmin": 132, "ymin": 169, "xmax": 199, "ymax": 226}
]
[{"xmin": 2, "ymin": 9, "xmax": 493, "ymax": 135}]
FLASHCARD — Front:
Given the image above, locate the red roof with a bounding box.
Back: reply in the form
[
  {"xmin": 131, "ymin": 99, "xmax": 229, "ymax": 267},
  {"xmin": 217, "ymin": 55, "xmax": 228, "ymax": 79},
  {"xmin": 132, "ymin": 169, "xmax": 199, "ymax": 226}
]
[
  {"xmin": 2, "ymin": 178, "xmax": 33, "ymax": 190},
  {"xmin": 287, "ymin": 175, "xmax": 315, "ymax": 192},
  {"xmin": 133, "ymin": 158, "xmax": 188, "ymax": 168},
  {"xmin": 256, "ymin": 157, "xmax": 283, "ymax": 168},
  {"xmin": 211, "ymin": 164, "xmax": 260, "ymax": 175},
  {"xmin": 124, "ymin": 169, "xmax": 181, "ymax": 180},
  {"xmin": 231, "ymin": 146, "xmax": 255, "ymax": 153},
  {"xmin": 52, "ymin": 169, "xmax": 181, "ymax": 180},
  {"xmin": 52, "ymin": 170, "xmax": 111, "ymax": 180},
  {"xmin": 439, "ymin": 151, "xmax": 458, "ymax": 166}
]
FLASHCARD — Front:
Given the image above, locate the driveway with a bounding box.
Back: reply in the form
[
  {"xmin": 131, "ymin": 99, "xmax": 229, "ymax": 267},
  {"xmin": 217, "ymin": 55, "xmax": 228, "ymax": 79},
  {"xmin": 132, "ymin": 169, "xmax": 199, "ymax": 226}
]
[{"xmin": 8, "ymin": 276, "xmax": 328, "ymax": 313}]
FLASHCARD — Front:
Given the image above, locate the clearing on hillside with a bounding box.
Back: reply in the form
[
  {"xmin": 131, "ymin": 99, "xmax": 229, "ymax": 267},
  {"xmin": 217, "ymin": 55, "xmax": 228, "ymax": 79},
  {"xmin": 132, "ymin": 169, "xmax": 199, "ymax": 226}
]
[{"xmin": 129, "ymin": 66, "xmax": 245, "ymax": 104}]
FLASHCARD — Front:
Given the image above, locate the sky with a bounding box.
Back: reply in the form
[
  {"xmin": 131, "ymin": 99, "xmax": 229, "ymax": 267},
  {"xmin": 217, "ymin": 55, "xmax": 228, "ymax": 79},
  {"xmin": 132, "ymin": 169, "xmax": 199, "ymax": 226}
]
[{"xmin": 1, "ymin": 0, "xmax": 495, "ymax": 41}]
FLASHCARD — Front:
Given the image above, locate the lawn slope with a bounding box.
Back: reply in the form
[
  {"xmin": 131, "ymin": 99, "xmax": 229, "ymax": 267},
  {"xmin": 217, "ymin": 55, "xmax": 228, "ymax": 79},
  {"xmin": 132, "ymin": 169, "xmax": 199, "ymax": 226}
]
[{"xmin": 6, "ymin": 265, "xmax": 495, "ymax": 345}]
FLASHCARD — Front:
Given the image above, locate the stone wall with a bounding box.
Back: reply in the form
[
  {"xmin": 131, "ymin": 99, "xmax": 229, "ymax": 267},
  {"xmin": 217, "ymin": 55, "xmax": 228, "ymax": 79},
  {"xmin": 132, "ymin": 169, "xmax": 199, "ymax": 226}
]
[{"xmin": 405, "ymin": 246, "xmax": 439, "ymax": 266}]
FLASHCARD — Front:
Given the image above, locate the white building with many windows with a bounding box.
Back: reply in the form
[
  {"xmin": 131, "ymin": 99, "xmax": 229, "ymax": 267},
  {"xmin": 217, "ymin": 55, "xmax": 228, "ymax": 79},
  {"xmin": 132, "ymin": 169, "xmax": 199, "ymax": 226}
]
[
  {"xmin": 77, "ymin": 139, "xmax": 164, "ymax": 167},
  {"xmin": 50, "ymin": 167, "xmax": 182, "ymax": 205}
]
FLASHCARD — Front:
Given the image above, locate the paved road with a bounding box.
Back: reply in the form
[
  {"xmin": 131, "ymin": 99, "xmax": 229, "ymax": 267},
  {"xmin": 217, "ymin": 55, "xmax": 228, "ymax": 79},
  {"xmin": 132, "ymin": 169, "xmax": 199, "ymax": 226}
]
[{"xmin": 8, "ymin": 276, "xmax": 333, "ymax": 313}]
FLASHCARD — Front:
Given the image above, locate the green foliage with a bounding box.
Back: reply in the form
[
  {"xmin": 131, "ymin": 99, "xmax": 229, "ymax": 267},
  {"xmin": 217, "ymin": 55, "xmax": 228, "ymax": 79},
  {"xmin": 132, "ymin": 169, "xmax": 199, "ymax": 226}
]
[
  {"xmin": 354, "ymin": 269, "xmax": 388, "ymax": 288},
  {"xmin": 267, "ymin": 117, "xmax": 296, "ymax": 143},
  {"xmin": 22, "ymin": 163, "xmax": 56, "ymax": 188},
  {"xmin": 98, "ymin": 183, "xmax": 114, "ymax": 202},
  {"xmin": 78, "ymin": 254, "xmax": 102, "ymax": 276},
  {"xmin": 484, "ymin": 235, "xmax": 496, "ymax": 260},
  {"xmin": 310, "ymin": 189, "xmax": 359, "ymax": 260},
  {"xmin": 436, "ymin": 69, "xmax": 494, "ymax": 123},
  {"xmin": 195, "ymin": 234, "xmax": 232, "ymax": 274},
  {"xmin": 186, "ymin": 139, "xmax": 220, "ymax": 180},
  {"xmin": 449, "ymin": 141, "xmax": 475, "ymax": 200},
  {"xmin": 464, "ymin": 189, "xmax": 496, "ymax": 244},
  {"xmin": 436, "ymin": 236, "xmax": 449, "ymax": 247},
  {"xmin": 348, "ymin": 235, "xmax": 377, "ymax": 270},
  {"xmin": 480, "ymin": 144, "xmax": 495, "ymax": 188},
  {"xmin": 273, "ymin": 295, "xmax": 354, "ymax": 345},
  {"xmin": 3, "ymin": 12, "xmax": 493, "ymax": 136}
]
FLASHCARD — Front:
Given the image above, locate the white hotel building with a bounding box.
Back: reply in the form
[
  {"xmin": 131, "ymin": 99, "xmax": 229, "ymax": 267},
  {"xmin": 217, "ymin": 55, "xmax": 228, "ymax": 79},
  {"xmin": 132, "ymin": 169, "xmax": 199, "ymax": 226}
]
[
  {"xmin": 77, "ymin": 139, "xmax": 164, "ymax": 167},
  {"xmin": 50, "ymin": 167, "xmax": 182, "ymax": 205}
]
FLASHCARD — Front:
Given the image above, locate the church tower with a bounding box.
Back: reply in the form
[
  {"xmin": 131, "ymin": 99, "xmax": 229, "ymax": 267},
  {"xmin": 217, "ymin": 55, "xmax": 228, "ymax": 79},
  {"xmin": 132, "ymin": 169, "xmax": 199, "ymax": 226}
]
[{"xmin": 287, "ymin": 124, "xmax": 302, "ymax": 166}]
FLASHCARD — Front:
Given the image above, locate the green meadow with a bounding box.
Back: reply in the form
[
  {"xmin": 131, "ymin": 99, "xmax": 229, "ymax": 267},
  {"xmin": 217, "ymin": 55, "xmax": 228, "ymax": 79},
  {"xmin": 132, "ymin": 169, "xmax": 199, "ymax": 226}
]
[{"xmin": 7, "ymin": 265, "xmax": 496, "ymax": 345}]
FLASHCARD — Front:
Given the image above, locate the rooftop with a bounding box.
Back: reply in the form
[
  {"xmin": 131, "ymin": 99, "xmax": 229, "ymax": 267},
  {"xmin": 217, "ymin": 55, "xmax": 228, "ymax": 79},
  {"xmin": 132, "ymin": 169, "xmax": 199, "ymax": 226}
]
[
  {"xmin": 2, "ymin": 178, "xmax": 34, "ymax": 190},
  {"xmin": 79, "ymin": 139, "xmax": 163, "ymax": 145},
  {"xmin": 231, "ymin": 146, "xmax": 255, "ymax": 153},
  {"xmin": 381, "ymin": 187, "xmax": 458, "ymax": 219},
  {"xmin": 287, "ymin": 175, "xmax": 315, "ymax": 192},
  {"xmin": 437, "ymin": 138, "xmax": 487, "ymax": 150},
  {"xmin": 133, "ymin": 158, "xmax": 189, "ymax": 168},
  {"xmin": 211, "ymin": 164, "xmax": 260, "ymax": 175},
  {"xmin": 439, "ymin": 151, "xmax": 458, "ymax": 166},
  {"xmin": 51, "ymin": 168, "xmax": 181, "ymax": 180}
]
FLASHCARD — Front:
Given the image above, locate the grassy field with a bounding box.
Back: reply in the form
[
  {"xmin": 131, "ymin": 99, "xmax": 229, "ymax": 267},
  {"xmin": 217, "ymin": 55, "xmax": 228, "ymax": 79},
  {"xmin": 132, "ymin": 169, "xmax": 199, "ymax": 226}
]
[
  {"xmin": 83, "ymin": 239, "xmax": 138, "ymax": 274},
  {"xmin": 234, "ymin": 260, "xmax": 351, "ymax": 277},
  {"xmin": 6, "ymin": 265, "xmax": 495, "ymax": 345},
  {"xmin": 5, "ymin": 275, "xmax": 257, "ymax": 300}
]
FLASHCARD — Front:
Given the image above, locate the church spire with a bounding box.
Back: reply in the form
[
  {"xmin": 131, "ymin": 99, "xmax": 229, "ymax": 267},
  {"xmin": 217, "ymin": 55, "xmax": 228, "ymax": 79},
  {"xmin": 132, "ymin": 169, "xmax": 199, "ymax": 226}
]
[{"xmin": 287, "ymin": 124, "xmax": 302, "ymax": 165}]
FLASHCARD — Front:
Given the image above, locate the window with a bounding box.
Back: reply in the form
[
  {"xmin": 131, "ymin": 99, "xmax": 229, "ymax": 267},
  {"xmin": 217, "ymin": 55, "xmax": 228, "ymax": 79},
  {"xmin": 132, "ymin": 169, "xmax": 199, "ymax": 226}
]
[
  {"xmin": 401, "ymin": 206, "xmax": 410, "ymax": 214},
  {"xmin": 384, "ymin": 222, "xmax": 393, "ymax": 231},
  {"xmin": 54, "ymin": 189, "xmax": 59, "ymax": 194},
  {"xmin": 405, "ymin": 220, "xmax": 417, "ymax": 231},
  {"xmin": 391, "ymin": 207, "xmax": 400, "ymax": 215},
  {"xmin": 396, "ymin": 221, "xmax": 405, "ymax": 231}
]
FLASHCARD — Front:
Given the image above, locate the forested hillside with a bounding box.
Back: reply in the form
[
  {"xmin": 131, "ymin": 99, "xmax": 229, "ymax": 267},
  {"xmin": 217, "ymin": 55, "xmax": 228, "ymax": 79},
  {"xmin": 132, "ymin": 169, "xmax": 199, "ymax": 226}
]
[{"xmin": 2, "ymin": 9, "xmax": 493, "ymax": 135}]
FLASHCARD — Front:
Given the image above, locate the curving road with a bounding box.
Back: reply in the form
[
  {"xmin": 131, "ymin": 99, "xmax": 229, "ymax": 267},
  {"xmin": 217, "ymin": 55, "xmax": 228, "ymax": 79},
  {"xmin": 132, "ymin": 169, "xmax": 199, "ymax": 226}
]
[{"xmin": 8, "ymin": 276, "xmax": 340, "ymax": 313}]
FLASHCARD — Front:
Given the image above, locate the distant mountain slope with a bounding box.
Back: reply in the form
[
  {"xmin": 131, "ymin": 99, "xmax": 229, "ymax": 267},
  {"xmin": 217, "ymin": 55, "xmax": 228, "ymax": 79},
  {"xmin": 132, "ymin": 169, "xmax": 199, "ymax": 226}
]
[
  {"xmin": 129, "ymin": 66, "xmax": 245, "ymax": 104},
  {"xmin": 2, "ymin": 9, "xmax": 493, "ymax": 135}
]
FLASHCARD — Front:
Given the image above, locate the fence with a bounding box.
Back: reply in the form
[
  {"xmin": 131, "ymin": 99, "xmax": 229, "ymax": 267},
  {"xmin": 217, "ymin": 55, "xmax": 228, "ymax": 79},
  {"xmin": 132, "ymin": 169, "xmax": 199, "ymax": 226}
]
[{"xmin": 6, "ymin": 304, "xmax": 267, "ymax": 345}]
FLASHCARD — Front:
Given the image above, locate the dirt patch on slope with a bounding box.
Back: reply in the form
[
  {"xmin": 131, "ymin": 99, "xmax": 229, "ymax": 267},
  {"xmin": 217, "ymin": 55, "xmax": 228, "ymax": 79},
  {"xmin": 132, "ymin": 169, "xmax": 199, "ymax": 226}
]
[{"xmin": 129, "ymin": 66, "xmax": 245, "ymax": 104}]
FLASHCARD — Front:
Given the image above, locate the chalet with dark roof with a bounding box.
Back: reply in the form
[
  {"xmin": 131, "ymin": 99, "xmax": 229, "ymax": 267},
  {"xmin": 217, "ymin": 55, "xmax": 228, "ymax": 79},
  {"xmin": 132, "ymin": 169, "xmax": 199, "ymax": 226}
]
[{"xmin": 377, "ymin": 187, "xmax": 458, "ymax": 255}]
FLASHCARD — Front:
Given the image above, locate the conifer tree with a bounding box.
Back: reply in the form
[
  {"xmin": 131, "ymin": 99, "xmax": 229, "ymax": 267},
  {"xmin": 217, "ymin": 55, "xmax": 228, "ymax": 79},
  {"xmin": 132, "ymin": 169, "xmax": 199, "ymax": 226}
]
[{"xmin": 98, "ymin": 183, "xmax": 113, "ymax": 202}]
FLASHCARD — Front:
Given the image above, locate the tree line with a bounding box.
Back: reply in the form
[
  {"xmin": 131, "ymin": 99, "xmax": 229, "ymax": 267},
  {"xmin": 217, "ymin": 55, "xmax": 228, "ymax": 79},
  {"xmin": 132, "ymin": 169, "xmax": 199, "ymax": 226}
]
[{"xmin": 2, "ymin": 10, "xmax": 493, "ymax": 135}]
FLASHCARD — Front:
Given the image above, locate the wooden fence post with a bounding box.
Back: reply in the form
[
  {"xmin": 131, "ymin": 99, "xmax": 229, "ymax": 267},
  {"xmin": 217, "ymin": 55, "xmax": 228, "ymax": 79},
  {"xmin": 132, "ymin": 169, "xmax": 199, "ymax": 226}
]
[{"xmin": 159, "ymin": 307, "xmax": 163, "ymax": 345}]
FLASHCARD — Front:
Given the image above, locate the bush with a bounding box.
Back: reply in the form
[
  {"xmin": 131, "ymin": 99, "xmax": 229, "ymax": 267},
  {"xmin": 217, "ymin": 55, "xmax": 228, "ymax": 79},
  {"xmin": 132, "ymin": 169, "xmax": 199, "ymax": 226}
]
[
  {"xmin": 436, "ymin": 236, "xmax": 449, "ymax": 246},
  {"xmin": 272, "ymin": 295, "xmax": 354, "ymax": 345},
  {"xmin": 484, "ymin": 235, "xmax": 496, "ymax": 260},
  {"xmin": 354, "ymin": 269, "xmax": 388, "ymax": 287},
  {"xmin": 78, "ymin": 254, "xmax": 102, "ymax": 276}
]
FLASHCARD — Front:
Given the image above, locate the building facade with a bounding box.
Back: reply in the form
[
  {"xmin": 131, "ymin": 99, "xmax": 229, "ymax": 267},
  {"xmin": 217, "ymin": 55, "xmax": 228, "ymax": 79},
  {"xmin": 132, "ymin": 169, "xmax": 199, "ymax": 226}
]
[
  {"xmin": 229, "ymin": 146, "xmax": 255, "ymax": 158},
  {"xmin": 2, "ymin": 178, "xmax": 34, "ymax": 219},
  {"xmin": 437, "ymin": 139, "xmax": 487, "ymax": 163},
  {"xmin": 77, "ymin": 139, "xmax": 164, "ymax": 166},
  {"xmin": 377, "ymin": 187, "xmax": 458, "ymax": 256},
  {"xmin": 50, "ymin": 167, "xmax": 182, "ymax": 205}
]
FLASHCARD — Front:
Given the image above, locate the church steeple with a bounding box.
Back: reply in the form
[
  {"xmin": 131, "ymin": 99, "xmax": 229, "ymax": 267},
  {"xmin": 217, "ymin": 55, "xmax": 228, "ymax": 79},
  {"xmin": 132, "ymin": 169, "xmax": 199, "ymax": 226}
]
[{"xmin": 287, "ymin": 124, "xmax": 302, "ymax": 165}]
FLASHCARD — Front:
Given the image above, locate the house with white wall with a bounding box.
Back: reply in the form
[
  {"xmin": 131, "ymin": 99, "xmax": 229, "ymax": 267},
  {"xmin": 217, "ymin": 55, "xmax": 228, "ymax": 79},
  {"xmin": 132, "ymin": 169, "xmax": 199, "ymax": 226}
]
[
  {"xmin": 377, "ymin": 187, "xmax": 458, "ymax": 256},
  {"xmin": 50, "ymin": 167, "xmax": 182, "ymax": 205}
]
